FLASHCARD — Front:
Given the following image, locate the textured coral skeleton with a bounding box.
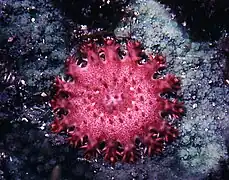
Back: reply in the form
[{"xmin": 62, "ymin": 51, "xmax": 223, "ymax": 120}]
[{"xmin": 50, "ymin": 38, "xmax": 184, "ymax": 163}]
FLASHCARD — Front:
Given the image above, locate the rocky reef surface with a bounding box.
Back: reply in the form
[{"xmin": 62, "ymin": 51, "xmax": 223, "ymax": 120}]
[{"xmin": 1, "ymin": 0, "xmax": 229, "ymax": 179}]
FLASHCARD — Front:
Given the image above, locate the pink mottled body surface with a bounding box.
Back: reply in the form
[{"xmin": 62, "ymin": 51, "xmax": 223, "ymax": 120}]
[{"xmin": 51, "ymin": 38, "xmax": 184, "ymax": 163}]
